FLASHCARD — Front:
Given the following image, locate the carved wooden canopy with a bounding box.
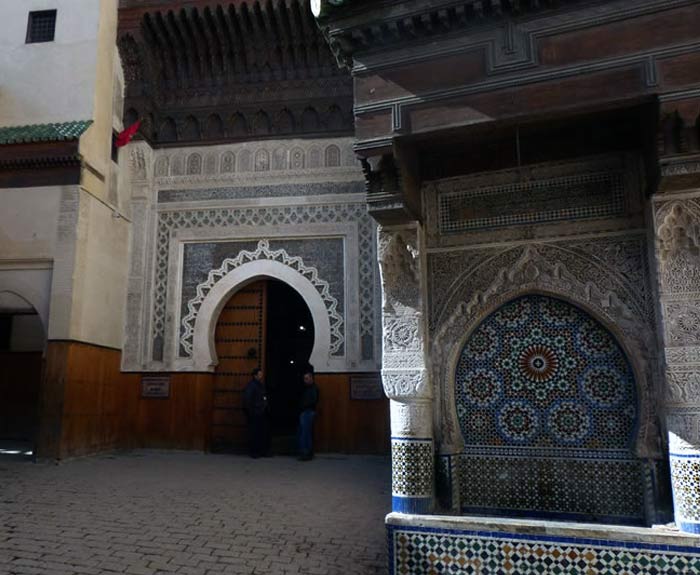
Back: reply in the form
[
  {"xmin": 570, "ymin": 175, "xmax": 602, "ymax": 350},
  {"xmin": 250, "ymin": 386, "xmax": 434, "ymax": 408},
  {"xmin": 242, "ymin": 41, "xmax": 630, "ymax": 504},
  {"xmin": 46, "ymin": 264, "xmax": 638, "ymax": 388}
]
[
  {"xmin": 118, "ymin": 0, "xmax": 353, "ymax": 146},
  {"xmin": 314, "ymin": 0, "xmax": 588, "ymax": 67},
  {"xmin": 314, "ymin": 0, "xmax": 700, "ymax": 224}
]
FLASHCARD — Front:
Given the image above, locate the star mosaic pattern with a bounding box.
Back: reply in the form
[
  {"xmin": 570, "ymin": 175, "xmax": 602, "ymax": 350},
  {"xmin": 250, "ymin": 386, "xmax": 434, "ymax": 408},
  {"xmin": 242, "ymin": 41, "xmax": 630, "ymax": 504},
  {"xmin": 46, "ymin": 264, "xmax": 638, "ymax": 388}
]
[
  {"xmin": 455, "ymin": 295, "xmax": 638, "ymax": 450},
  {"xmin": 453, "ymin": 295, "xmax": 644, "ymax": 521},
  {"xmin": 392, "ymin": 440, "xmax": 434, "ymax": 497},
  {"xmin": 670, "ymin": 456, "xmax": 700, "ymax": 522}
]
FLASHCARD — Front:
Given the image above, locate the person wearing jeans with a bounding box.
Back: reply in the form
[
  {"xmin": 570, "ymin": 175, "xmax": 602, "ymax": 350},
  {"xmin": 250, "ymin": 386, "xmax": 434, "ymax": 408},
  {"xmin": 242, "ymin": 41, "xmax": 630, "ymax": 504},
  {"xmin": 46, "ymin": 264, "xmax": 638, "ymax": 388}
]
[{"xmin": 298, "ymin": 367, "xmax": 319, "ymax": 461}]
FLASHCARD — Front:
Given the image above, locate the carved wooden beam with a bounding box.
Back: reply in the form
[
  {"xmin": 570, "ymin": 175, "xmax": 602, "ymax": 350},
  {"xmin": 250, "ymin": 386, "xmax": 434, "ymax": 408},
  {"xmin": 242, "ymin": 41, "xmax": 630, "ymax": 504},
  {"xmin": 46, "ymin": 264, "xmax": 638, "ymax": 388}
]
[
  {"xmin": 159, "ymin": 11, "xmax": 186, "ymax": 86},
  {"xmin": 658, "ymin": 96, "xmax": 700, "ymax": 193},
  {"xmin": 269, "ymin": 0, "xmax": 293, "ymax": 77},
  {"xmin": 361, "ymin": 143, "xmax": 423, "ymax": 226},
  {"xmin": 210, "ymin": 6, "xmax": 233, "ymax": 80},
  {"xmin": 222, "ymin": 5, "xmax": 247, "ymax": 78}
]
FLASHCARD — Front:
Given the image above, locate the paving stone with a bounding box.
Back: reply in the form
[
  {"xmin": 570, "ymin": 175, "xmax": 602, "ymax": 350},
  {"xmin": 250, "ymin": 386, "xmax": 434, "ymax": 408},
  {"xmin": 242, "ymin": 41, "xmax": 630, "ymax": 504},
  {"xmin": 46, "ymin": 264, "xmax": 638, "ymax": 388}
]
[{"xmin": 0, "ymin": 451, "xmax": 390, "ymax": 575}]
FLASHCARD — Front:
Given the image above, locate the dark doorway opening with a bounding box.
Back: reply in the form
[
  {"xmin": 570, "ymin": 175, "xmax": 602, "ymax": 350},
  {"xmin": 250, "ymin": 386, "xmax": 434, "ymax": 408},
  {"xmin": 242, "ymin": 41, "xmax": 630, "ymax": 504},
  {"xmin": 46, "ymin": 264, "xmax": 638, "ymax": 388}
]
[
  {"xmin": 265, "ymin": 280, "xmax": 314, "ymax": 453},
  {"xmin": 0, "ymin": 308, "xmax": 44, "ymax": 459}
]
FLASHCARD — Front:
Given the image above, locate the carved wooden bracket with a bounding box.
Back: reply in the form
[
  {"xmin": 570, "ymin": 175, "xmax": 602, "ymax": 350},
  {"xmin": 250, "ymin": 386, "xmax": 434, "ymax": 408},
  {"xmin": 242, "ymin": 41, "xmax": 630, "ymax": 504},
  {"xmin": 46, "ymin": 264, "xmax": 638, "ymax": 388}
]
[{"xmin": 658, "ymin": 99, "xmax": 700, "ymax": 193}]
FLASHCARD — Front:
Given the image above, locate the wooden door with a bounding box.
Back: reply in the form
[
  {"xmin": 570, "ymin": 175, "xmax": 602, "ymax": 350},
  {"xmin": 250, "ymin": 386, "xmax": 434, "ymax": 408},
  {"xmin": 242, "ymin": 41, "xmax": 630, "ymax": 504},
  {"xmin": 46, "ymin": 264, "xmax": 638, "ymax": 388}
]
[{"xmin": 211, "ymin": 281, "xmax": 267, "ymax": 452}]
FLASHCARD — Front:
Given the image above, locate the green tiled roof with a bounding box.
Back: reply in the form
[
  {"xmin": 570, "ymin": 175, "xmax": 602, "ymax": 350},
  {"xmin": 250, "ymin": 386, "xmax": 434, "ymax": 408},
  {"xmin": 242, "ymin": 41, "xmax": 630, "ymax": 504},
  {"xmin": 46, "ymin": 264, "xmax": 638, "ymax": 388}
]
[{"xmin": 0, "ymin": 120, "xmax": 93, "ymax": 145}]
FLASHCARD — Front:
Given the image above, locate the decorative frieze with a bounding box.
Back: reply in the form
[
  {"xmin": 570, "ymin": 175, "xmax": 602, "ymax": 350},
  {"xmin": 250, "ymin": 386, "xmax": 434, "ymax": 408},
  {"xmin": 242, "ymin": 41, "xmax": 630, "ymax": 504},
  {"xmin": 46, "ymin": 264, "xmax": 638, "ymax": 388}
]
[
  {"xmin": 153, "ymin": 139, "xmax": 359, "ymax": 187},
  {"xmin": 437, "ymin": 170, "xmax": 625, "ymax": 234}
]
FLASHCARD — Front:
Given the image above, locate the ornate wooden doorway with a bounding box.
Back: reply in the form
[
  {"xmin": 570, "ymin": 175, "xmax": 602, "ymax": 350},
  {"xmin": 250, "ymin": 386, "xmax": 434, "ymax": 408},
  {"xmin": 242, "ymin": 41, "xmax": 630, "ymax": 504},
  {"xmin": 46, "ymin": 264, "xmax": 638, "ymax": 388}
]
[
  {"xmin": 211, "ymin": 281, "xmax": 267, "ymax": 453},
  {"xmin": 211, "ymin": 279, "xmax": 315, "ymax": 453}
]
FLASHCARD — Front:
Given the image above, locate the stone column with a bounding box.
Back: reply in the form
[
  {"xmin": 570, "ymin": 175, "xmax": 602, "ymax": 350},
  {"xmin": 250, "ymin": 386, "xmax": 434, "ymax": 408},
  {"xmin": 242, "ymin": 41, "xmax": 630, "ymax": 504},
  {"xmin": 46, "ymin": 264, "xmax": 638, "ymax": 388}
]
[
  {"xmin": 653, "ymin": 193, "xmax": 700, "ymax": 534},
  {"xmin": 378, "ymin": 224, "xmax": 435, "ymax": 514}
]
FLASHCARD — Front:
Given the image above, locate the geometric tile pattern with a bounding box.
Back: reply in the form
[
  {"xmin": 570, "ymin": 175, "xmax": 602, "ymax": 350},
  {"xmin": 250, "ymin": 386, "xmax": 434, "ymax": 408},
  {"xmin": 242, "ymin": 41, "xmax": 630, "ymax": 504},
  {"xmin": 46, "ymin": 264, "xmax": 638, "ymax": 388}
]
[
  {"xmin": 458, "ymin": 453, "xmax": 645, "ymax": 521},
  {"xmin": 456, "ymin": 295, "xmax": 638, "ymax": 450},
  {"xmin": 392, "ymin": 439, "xmax": 433, "ymax": 498},
  {"xmin": 670, "ymin": 454, "xmax": 700, "ymax": 524},
  {"xmin": 153, "ymin": 202, "xmax": 377, "ymax": 360},
  {"xmin": 389, "ymin": 525, "xmax": 700, "ymax": 575},
  {"xmin": 454, "ymin": 295, "xmax": 642, "ymax": 522},
  {"xmin": 438, "ymin": 171, "xmax": 624, "ymax": 234}
]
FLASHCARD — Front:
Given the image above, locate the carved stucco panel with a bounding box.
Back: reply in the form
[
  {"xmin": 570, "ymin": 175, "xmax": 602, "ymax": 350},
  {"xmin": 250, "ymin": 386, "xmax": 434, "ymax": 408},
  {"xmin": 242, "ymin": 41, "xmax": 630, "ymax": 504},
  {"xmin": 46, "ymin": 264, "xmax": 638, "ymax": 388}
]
[
  {"xmin": 378, "ymin": 228, "xmax": 421, "ymax": 314},
  {"xmin": 378, "ymin": 226, "xmax": 431, "ymax": 404},
  {"xmin": 655, "ymin": 199, "xmax": 700, "ymax": 295},
  {"xmin": 666, "ymin": 346, "xmax": 700, "ymax": 366},
  {"xmin": 383, "ymin": 369, "xmax": 431, "ymax": 402},
  {"xmin": 663, "ymin": 301, "xmax": 700, "ymax": 347},
  {"xmin": 384, "ymin": 315, "xmax": 422, "ymax": 354},
  {"xmin": 391, "ymin": 400, "xmax": 433, "ymax": 437},
  {"xmin": 666, "ymin": 369, "xmax": 700, "ymax": 406}
]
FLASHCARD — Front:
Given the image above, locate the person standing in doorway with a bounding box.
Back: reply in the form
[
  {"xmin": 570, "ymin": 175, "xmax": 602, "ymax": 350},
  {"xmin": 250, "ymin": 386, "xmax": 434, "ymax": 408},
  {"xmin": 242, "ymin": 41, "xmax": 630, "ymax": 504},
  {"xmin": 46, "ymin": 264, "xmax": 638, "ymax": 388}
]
[
  {"xmin": 244, "ymin": 367, "xmax": 270, "ymax": 458},
  {"xmin": 298, "ymin": 366, "xmax": 319, "ymax": 461}
]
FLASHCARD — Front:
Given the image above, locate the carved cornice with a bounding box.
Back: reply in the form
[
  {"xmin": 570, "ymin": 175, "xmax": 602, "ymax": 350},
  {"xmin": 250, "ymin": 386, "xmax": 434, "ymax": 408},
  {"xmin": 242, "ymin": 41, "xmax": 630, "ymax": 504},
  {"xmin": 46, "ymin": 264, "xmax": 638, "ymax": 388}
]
[
  {"xmin": 0, "ymin": 155, "xmax": 82, "ymax": 169},
  {"xmin": 655, "ymin": 90, "xmax": 700, "ymax": 192},
  {"xmin": 0, "ymin": 141, "xmax": 82, "ymax": 170},
  {"xmin": 118, "ymin": 0, "xmax": 354, "ymax": 146},
  {"xmin": 658, "ymin": 154, "xmax": 700, "ymax": 193},
  {"xmin": 315, "ymin": 0, "xmax": 599, "ymax": 69}
]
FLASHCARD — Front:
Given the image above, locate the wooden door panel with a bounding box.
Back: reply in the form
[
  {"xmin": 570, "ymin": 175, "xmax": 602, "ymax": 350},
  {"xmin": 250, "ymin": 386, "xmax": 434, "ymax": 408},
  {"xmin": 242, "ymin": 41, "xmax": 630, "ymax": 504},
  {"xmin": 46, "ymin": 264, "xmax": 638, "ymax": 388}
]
[{"xmin": 211, "ymin": 282, "xmax": 267, "ymax": 452}]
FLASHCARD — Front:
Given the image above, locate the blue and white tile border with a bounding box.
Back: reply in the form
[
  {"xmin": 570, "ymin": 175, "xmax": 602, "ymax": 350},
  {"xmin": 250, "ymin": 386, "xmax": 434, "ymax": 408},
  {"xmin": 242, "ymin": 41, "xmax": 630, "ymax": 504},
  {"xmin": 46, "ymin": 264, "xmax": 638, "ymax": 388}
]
[{"xmin": 387, "ymin": 513, "xmax": 700, "ymax": 575}]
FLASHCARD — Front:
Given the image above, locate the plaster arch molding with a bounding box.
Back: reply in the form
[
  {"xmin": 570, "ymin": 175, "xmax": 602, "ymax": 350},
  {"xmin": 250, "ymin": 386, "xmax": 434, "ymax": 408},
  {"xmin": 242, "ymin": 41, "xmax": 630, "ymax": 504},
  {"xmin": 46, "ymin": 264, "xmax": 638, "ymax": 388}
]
[
  {"xmin": 0, "ymin": 274, "xmax": 51, "ymax": 339},
  {"xmin": 189, "ymin": 258, "xmax": 334, "ymax": 373},
  {"xmin": 432, "ymin": 244, "xmax": 660, "ymax": 459}
]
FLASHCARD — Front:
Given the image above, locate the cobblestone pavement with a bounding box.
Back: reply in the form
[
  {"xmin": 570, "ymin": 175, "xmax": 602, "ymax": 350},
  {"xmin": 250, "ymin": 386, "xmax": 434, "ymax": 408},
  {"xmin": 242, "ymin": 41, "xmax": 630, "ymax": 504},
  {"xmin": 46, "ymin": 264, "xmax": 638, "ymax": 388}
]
[{"xmin": 0, "ymin": 451, "xmax": 391, "ymax": 575}]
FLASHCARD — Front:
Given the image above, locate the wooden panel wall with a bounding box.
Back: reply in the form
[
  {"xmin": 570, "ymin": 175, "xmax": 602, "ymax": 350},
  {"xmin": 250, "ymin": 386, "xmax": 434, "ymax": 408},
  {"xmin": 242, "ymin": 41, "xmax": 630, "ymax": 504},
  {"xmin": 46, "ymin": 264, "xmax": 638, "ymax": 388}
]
[
  {"xmin": 37, "ymin": 342, "xmax": 389, "ymax": 459},
  {"xmin": 314, "ymin": 373, "xmax": 390, "ymax": 455},
  {"xmin": 134, "ymin": 373, "xmax": 213, "ymax": 451},
  {"xmin": 37, "ymin": 341, "xmax": 140, "ymax": 459},
  {"xmin": 38, "ymin": 342, "xmax": 213, "ymax": 459}
]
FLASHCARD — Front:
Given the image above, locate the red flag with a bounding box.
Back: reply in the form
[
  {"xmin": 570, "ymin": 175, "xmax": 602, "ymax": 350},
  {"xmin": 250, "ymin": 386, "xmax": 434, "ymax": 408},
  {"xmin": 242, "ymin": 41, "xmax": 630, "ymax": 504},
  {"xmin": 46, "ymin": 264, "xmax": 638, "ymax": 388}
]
[{"xmin": 115, "ymin": 120, "xmax": 141, "ymax": 148}]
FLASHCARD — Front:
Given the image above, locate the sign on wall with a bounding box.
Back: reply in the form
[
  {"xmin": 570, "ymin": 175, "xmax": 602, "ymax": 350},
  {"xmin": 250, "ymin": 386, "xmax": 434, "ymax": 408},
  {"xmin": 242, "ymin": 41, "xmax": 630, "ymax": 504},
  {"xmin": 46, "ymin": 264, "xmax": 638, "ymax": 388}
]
[
  {"xmin": 141, "ymin": 375, "xmax": 170, "ymax": 399},
  {"xmin": 350, "ymin": 374, "xmax": 384, "ymax": 400}
]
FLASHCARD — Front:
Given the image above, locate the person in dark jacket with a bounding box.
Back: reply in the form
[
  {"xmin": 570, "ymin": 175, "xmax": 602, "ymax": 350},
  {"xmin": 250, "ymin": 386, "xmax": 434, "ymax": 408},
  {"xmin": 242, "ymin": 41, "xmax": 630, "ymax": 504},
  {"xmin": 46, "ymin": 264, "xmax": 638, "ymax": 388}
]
[
  {"xmin": 243, "ymin": 367, "xmax": 270, "ymax": 458},
  {"xmin": 297, "ymin": 366, "xmax": 319, "ymax": 461}
]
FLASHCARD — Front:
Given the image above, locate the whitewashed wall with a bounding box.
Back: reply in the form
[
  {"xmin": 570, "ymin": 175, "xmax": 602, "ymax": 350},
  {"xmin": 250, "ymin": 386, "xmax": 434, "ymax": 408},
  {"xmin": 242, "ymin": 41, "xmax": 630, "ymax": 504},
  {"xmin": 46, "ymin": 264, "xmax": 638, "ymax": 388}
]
[{"xmin": 0, "ymin": 0, "xmax": 102, "ymax": 126}]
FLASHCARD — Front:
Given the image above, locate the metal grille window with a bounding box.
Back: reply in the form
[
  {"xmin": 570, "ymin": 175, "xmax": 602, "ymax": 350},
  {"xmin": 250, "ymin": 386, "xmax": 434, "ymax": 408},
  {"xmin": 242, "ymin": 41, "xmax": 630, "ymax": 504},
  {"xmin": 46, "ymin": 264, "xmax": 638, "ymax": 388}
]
[{"xmin": 26, "ymin": 10, "xmax": 57, "ymax": 44}]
